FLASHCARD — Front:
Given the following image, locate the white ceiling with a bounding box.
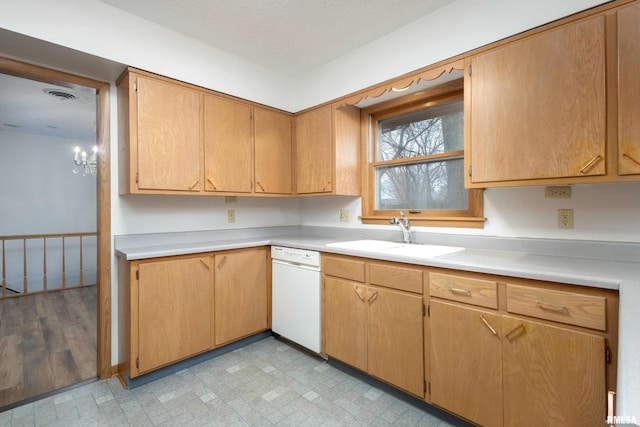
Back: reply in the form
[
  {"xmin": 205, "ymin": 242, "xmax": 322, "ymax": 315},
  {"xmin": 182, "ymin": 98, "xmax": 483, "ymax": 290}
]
[
  {"xmin": 97, "ymin": 0, "xmax": 456, "ymax": 77},
  {"xmin": 1, "ymin": 0, "xmax": 455, "ymax": 141}
]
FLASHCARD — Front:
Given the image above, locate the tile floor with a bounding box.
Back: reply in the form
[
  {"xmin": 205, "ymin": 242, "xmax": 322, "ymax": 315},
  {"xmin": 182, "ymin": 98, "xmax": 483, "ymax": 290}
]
[{"xmin": 0, "ymin": 337, "xmax": 468, "ymax": 426}]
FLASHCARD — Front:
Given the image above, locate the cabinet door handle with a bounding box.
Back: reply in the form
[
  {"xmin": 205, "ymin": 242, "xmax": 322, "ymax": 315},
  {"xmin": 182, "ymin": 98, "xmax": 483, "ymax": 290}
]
[
  {"xmin": 199, "ymin": 259, "xmax": 210, "ymax": 270},
  {"xmin": 188, "ymin": 179, "xmax": 199, "ymax": 190},
  {"xmin": 505, "ymin": 323, "xmax": 525, "ymax": 341},
  {"xmin": 450, "ymin": 287, "xmax": 472, "ymax": 297},
  {"xmin": 256, "ymin": 181, "xmax": 265, "ymax": 192},
  {"xmin": 216, "ymin": 256, "xmax": 227, "ymax": 269},
  {"xmin": 367, "ymin": 291, "xmax": 379, "ymax": 304},
  {"xmin": 353, "ymin": 287, "xmax": 365, "ymax": 302},
  {"xmin": 536, "ymin": 302, "xmax": 568, "ymax": 314},
  {"xmin": 480, "ymin": 315, "xmax": 498, "ymax": 336},
  {"xmin": 579, "ymin": 154, "xmax": 602, "ymax": 174},
  {"xmin": 623, "ymin": 153, "xmax": 640, "ymax": 167},
  {"xmin": 207, "ymin": 178, "xmax": 217, "ymax": 190}
]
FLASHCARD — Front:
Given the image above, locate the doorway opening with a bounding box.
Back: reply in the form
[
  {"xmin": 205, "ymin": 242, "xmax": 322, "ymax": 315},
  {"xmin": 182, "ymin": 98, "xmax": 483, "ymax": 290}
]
[{"xmin": 0, "ymin": 57, "xmax": 111, "ymax": 410}]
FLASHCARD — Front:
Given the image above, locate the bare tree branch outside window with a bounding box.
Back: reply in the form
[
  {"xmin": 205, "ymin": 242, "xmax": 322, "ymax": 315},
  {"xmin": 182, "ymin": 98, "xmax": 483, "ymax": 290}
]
[{"xmin": 375, "ymin": 100, "xmax": 466, "ymax": 210}]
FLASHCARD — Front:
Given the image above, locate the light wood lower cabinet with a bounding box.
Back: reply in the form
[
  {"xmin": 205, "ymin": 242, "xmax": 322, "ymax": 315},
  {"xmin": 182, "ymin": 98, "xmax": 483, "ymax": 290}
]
[
  {"xmin": 118, "ymin": 247, "xmax": 269, "ymax": 380},
  {"xmin": 430, "ymin": 300, "xmax": 503, "ymax": 427},
  {"xmin": 428, "ymin": 271, "xmax": 617, "ymax": 427},
  {"xmin": 214, "ymin": 248, "xmax": 269, "ymax": 346},
  {"xmin": 322, "ymin": 255, "xmax": 425, "ymax": 397}
]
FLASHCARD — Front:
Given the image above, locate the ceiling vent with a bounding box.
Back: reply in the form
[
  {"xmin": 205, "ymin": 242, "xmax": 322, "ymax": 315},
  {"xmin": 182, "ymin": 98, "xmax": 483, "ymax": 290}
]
[{"xmin": 43, "ymin": 88, "xmax": 76, "ymax": 100}]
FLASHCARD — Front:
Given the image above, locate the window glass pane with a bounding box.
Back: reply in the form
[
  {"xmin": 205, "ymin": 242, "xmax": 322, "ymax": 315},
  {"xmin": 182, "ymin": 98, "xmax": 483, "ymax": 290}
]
[
  {"xmin": 377, "ymin": 100, "xmax": 463, "ymax": 161},
  {"xmin": 375, "ymin": 158, "xmax": 467, "ymax": 210}
]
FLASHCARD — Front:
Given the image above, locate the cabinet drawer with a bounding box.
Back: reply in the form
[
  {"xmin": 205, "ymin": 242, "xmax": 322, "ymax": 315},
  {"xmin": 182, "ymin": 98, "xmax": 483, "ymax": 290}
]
[
  {"xmin": 506, "ymin": 284, "xmax": 606, "ymax": 331},
  {"xmin": 369, "ymin": 263, "xmax": 422, "ymax": 294},
  {"xmin": 429, "ymin": 273, "xmax": 498, "ymax": 309},
  {"xmin": 323, "ymin": 256, "xmax": 365, "ymax": 282}
]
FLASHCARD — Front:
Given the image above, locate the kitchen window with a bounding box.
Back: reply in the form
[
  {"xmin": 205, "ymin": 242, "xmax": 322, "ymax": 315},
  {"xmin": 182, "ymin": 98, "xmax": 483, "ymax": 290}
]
[{"xmin": 361, "ymin": 84, "xmax": 484, "ymax": 227}]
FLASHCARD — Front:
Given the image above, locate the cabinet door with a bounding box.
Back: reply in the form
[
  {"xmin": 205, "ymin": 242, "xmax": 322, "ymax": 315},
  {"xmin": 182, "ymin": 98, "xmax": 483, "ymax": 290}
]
[
  {"xmin": 502, "ymin": 316, "xmax": 605, "ymax": 427},
  {"xmin": 136, "ymin": 76, "xmax": 201, "ymax": 191},
  {"xmin": 322, "ymin": 276, "xmax": 367, "ymax": 371},
  {"xmin": 618, "ymin": 3, "xmax": 640, "ymax": 175},
  {"xmin": 204, "ymin": 95, "xmax": 253, "ymax": 193},
  {"xmin": 254, "ymin": 108, "xmax": 292, "ymax": 194},
  {"xmin": 367, "ymin": 287, "xmax": 424, "ymax": 397},
  {"xmin": 136, "ymin": 256, "xmax": 212, "ymax": 375},
  {"xmin": 295, "ymin": 105, "xmax": 333, "ymax": 194},
  {"xmin": 214, "ymin": 248, "xmax": 268, "ymax": 346},
  {"xmin": 430, "ymin": 300, "xmax": 503, "ymax": 427},
  {"xmin": 469, "ymin": 15, "xmax": 606, "ymax": 183}
]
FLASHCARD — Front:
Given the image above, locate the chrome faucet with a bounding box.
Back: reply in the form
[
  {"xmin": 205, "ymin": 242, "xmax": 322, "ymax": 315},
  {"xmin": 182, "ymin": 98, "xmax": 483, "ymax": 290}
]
[{"xmin": 390, "ymin": 211, "xmax": 411, "ymax": 243}]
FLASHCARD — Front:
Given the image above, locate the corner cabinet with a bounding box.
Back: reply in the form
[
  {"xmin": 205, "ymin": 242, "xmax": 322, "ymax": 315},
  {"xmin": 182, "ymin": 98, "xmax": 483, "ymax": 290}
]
[
  {"xmin": 295, "ymin": 104, "xmax": 361, "ymax": 195},
  {"xmin": 117, "ymin": 247, "xmax": 270, "ymax": 381},
  {"xmin": 322, "ymin": 254, "xmax": 425, "ymax": 397},
  {"xmin": 117, "ymin": 69, "xmax": 293, "ymax": 196},
  {"xmin": 466, "ymin": 15, "xmax": 607, "ymax": 186}
]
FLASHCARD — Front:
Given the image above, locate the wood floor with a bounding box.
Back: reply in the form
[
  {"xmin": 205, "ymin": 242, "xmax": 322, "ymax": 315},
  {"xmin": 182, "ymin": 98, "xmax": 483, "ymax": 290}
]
[{"xmin": 0, "ymin": 286, "xmax": 97, "ymax": 410}]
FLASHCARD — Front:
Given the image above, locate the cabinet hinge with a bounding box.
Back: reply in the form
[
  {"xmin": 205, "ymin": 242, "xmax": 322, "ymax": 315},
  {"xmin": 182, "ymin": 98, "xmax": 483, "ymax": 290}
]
[
  {"xmin": 606, "ymin": 346, "xmax": 612, "ymax": 364},
  {"xmin": 135, "ymin": 172, "xmax": 139, "ymax": 184},
  {"xmin": 136, "ymin": 357, "xmax": 139, "ymax": 369},
  {"xmin": 468, "ymin": 64, "xmax": 472, "ymax": 77},
  {"xmin": 422, "ymin": 304, "xmax": 426, "ymax": 317},
  {"xmin": 136, "ymin": 269, "xmax": 139, "ymax": 280},
  {"xmin": 468, "ymin": 165, "xmax": 472, "ymax": 177},
  {"xmin": 427, "ymin": 304, "xmax": 430, "ymax": 317},
  {"xmin": 134, "ymin": 79, "xmax": 138, "ymax": 92}
]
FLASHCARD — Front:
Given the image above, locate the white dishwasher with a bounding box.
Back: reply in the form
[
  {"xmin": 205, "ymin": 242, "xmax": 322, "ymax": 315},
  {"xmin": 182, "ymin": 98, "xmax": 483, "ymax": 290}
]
[{"xmin": 271, "ymin": 246, "xmax": 321, "ymax": 353}]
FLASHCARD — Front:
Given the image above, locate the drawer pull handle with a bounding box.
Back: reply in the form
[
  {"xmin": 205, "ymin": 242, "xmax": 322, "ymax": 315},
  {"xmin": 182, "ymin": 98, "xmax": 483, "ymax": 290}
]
[
  {"xmin": 368, "ymin": 291, "xmax": 379, "ymax": 304},
  {"xmin": 537, "ymin": 302, "xmax": 568, "ymax": 314},
  {"xmin": 480, "ymin": 315, "xmax": 498, "ymax": 336},
  {"xmin": 216, "ymin": 256, "xmax": 227, "ymax": 269},
  {"xmin": 506, "ymin": 323, "xmax": 525, "ymax": 341},
  {"xmin": 353, "ymin": 287, "xmax": 365, "ymax": 302},
  {"xmin": 579, "ymin": 154, "xmax": 602, "ymax": 174},
  {"xmin": 450, "ymin": 287, "xmax": 472, "ymax": 297}
]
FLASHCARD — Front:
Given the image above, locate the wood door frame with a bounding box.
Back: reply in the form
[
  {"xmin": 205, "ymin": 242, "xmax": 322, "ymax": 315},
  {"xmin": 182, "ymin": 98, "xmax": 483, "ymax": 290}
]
[{"xmin": 0, "ymin": 56, "xmax": 112, "ymax": 379}]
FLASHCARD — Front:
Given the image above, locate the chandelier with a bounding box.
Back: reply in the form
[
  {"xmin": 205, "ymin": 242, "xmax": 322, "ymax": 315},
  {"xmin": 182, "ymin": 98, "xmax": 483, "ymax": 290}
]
[{"xmin": 73, "ymin": 145, "xmax": 98, "ymax": 176}]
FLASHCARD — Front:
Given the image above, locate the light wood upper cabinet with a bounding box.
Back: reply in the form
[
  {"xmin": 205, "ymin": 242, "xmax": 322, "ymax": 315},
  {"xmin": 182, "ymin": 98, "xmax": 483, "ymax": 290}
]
[
  {"xmin": 119, "ymin": 72, "xmax": 202, "ymax": 193},
  {"xmin": 618, "ymin": 2, "xmax": 640, "ymax": 176},
  {"xmin": 117, "ymin": 68, "xmax": 294, "ymax": 196},
  {"xmin": 254, "ymin": 108, "xmax": 293, "ymax": 194},
  {"xmin": 133, "ymin": 255, "xmax": 213, "ymax": 376},
  {"xmin": 467, "ymin": 15, "xmax": 607, "ymax": 186},
  {"xmin": 295, "ymin": 104, "xmax": 360, "ymax": 195},
  {"xmin": 204, "ymin": 95, "xmax": 253, "ymax": 193},
  {"xmin": 214, "ymin": 248, "xmax": 269, "ymax": 346}
]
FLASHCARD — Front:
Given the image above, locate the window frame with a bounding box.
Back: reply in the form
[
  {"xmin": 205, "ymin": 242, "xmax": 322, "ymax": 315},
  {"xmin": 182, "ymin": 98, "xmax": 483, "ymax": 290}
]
[{"xmin": 360, "ymin": 80, "xmax": 485, "ymax": 228}]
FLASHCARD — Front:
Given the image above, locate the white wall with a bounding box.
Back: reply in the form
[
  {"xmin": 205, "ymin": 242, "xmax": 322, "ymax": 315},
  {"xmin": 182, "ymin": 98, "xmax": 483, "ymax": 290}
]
[
  {"xmin": 299, "ymin": 183, "xmax": 640, "ymax": 243},
  {"xmin": 0, "ymin": 131, "xmax": 97, "ymax": 291}
]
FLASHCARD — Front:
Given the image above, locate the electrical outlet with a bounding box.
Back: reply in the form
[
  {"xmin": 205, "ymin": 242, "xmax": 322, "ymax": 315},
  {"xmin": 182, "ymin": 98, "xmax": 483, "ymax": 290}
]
[
  {"xmin": 545, "ymin": 186, "xmax": 571, "ymax": 199},
  {"xmin": 339, "ymin": 209, "xmax": 349, "ymax": 222},
  {"xmin": 225, "ymin": 196, "xmax": 237, "ymax": 204},
  {"xmin": 557, "ymin": 209, "xmax": 574, "ymax": 229},
  {"xmin": 227, "ymin": 209, "xmax": 236, "ymax": 223}
]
